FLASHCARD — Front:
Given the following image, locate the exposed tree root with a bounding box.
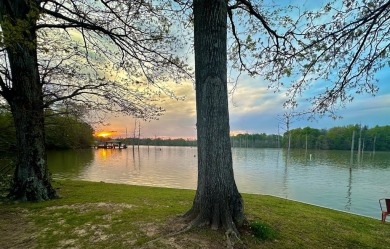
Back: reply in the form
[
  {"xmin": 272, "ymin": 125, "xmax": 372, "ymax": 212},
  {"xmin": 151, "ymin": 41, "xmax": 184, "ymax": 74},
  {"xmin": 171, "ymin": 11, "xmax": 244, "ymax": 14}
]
[
  {"xmin": 8, "ymin": 177, "xmax": 58, "ymax": 201},
  {"xmin": 185, "ymin": 212, "xmax": 240, "ymax": 235},
  {"xmin": 144, "ymin": 215, "xmax": 244, "ymax": 249},
  {"xmin": 225, "ymin": 228, "xmax": 242, "ymax": 249},
  {"xmin": 182, "ymin": 203, "xmax": 246, "ymax": 249},
  {"xmin": 183, "ymin": 192, "xmax": 245, "ymax": 235}
]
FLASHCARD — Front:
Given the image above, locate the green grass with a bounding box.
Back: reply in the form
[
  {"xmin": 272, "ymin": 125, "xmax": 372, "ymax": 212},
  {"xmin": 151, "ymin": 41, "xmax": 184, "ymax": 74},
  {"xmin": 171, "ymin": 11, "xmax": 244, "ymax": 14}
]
[
  {"xmin": 1, "ymin": 180, "xmax": 389, "ymax": 248},
  {"xmin": 249, "ymin": 221, "xmax": 278, "ymax": 241}
]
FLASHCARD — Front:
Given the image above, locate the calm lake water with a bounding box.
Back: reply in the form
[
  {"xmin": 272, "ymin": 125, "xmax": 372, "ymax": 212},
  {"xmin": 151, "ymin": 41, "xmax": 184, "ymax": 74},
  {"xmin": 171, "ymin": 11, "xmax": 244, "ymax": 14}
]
[{"xmin": 47, "ymin": 146, "xmax": 390, "ymax": 219}]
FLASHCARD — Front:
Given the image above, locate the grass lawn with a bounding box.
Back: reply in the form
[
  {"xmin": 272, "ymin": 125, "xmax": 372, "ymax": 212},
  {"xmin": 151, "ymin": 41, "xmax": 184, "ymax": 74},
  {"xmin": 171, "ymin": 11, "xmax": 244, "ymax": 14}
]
[{"xmin": 0, "ymin": 180, "xmax": 389, "ymax": 248}]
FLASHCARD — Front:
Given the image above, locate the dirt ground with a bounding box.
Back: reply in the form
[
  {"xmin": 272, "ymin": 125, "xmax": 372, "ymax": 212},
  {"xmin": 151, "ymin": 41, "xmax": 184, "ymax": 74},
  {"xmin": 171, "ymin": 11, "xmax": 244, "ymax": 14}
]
[
  {"xmin": 0, "ymin": 204, "xmax": 235, "ymax": 249},
  {"xmin": 0, "ymin": 209, "xmax": 36, "ymax": 249}
]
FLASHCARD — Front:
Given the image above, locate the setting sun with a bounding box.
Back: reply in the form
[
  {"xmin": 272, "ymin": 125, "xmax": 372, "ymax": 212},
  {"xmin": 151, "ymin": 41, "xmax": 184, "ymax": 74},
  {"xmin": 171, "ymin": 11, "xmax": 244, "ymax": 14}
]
[{"xmin": 95, "ymin": 131, "xmax": 112, "ymax": 138}]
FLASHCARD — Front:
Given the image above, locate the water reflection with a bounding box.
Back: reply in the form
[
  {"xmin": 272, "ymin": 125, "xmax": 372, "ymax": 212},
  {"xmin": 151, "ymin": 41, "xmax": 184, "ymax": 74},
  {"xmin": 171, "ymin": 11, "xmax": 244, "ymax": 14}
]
[
  {"xmin": 231, "ymin": 148, "xmax": 390, "ymax": 218},
  {"xmin": 48, "ymin": 149, "xmax": 93, "ymax": 179},
  {"xmin": 282, "ymin": 150, "xmax": 289, "ymax": 199},
  {"xmin": 49, "ymin": 146, "xmax": 198, "ymax": 190},
  {"xmin": 47, "ymin": 147, "xmax": 390, "ymax": 218},
  {"xmin": 345, "ymin": 167, "xmax": 352, "ymax": 211}
]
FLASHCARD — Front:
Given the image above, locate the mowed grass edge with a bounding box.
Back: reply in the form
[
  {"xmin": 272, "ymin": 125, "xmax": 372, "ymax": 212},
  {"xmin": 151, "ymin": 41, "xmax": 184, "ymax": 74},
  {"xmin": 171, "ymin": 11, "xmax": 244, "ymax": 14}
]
[{"xmin": 0, "ymin": 180, "xmax": 389, "ymax": 248}]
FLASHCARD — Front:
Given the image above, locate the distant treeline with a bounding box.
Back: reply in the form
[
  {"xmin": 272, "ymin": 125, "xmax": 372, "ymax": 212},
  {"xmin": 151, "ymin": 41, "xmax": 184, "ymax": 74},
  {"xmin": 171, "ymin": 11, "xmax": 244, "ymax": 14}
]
[
  {"xmin": 2, "ymin": 107, "xmax": 389, "ymax": 152},
  {"xmin": 121, "ymin": 137, "xmax": 197, "ymax": 147},
  {"xmin": 0, "ymin": 110, "xmax": 94, "ymax": 152},
  {"xmin": 231, "ymin": 133, "xmax": 281, "ymax": 148},
  {"xmin": 284, "ymin": 125, "xmax": 390, "ymax": 151},
  {"xmin": 118, "ymin": 124, "xmax": 390, "ymax": 152},
  {"xmin": 231, "ymin": 125, "xmax": 390, "ymax": 151}
]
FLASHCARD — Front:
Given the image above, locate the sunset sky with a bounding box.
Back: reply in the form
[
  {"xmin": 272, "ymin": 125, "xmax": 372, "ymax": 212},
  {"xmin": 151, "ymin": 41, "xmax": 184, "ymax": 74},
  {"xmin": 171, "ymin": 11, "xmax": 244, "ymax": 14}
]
[
  {"xmin": 95, "ymin": 1, "xmax": 390, "ymax": 139},
  {"xmin": 96, "ymin": 70, "xmax": 390, "ymax": 139}
]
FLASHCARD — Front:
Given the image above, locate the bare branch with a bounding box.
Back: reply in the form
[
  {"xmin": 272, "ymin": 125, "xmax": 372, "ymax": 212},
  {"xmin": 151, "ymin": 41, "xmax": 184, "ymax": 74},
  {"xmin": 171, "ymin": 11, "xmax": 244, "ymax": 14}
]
[{"xmin": 235, "ymin": 0, "xmax": 284, "ymax": 44}]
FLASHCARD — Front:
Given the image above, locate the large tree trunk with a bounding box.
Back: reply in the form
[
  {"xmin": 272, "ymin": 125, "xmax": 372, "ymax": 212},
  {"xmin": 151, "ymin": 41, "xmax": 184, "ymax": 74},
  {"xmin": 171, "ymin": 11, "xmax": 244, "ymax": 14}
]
[
  {"xmin": 185, "ymin": 0, "xmax": 245, "ymax": 233},
  {"xmin": 1, "ymin": 0, "xmax": 57, "ymax": 201}
]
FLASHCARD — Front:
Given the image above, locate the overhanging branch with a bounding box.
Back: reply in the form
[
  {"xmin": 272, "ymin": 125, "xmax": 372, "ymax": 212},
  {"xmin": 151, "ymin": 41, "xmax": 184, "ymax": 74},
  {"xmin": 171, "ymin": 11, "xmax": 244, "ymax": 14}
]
[
  {"xmin": 44, "ymin": 82, "xmax": 110, "ymax": 107},
  {"xmin": 235, "ymin": 0, "xmax": 284, "ymax": 45}
]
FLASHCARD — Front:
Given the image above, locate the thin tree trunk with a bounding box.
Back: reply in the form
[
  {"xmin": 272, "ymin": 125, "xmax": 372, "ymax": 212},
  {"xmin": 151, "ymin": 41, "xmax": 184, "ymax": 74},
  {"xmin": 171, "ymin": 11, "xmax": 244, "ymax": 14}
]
[
  {"xmin": 305, "ymin": 133, "xmax": 308, "ymax": 151},
  {"xmin": 138, "ymin": 121, "xmax": 141, "ymax": 150},
  {"xmin": 1, "ymin": 0, "xmax": 57, "ymax": 200},
  {"xmin": 357, "ymin": 125, "xmax": 362, "ymax": 162},
  {"xmin": 133, "ymin": 120, "xmax": 136, "ymax": 152},
  {"xmin": 184, "ymin": 0, "xmax": 245, "ymax": 233},
  {"xmin": 350, "ymin": 130, "xmax": 355, "ymax": 164}
]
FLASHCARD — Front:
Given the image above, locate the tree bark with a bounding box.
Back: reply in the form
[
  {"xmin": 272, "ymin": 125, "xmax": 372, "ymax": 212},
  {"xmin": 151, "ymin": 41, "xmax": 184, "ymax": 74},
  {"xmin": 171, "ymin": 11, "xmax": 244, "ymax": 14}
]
[
  {"xmin": 1, "ymin": 0, "xmax": 57, "ymax": 201},
  {"xmin": 185, "ymin": 0, "xmax": 245, "ymax": 233}
]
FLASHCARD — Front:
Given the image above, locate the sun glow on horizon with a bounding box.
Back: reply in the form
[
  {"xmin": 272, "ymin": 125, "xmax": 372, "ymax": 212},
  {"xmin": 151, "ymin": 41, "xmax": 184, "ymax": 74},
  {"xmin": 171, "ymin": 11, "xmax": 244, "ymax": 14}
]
[{"xmin": 95, "ymin": 131, "xmax": 113, "ymax": 138}]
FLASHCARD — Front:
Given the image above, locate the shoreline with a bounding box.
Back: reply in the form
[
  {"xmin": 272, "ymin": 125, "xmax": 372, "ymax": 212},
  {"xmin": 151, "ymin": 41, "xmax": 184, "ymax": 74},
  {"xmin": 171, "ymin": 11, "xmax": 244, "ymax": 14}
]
[
  {"xmin": 1, "ymin": 179, "xmax": 388, "ymax": 248},
  {"xmin": 52, "ymin": 177, "xmax": 379, "ymax": 220}
]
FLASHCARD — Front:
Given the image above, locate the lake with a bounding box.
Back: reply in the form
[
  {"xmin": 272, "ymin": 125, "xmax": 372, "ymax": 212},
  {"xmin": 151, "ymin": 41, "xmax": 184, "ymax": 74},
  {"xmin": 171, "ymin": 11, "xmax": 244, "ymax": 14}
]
[{"xmin": 47, "ymin": 146, "xmax": 390, "ymax": 219}]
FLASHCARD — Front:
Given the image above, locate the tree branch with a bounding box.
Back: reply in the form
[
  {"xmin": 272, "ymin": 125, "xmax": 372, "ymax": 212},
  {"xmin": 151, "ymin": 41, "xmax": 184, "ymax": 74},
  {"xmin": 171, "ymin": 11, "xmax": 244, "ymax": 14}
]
[
  {"xmin": 227, "ymin": 8, "xmax": 246, "ymax": 73},
  {"xmin": 235, "ymin": 0, "xmax": 284, "ymax": 41},
  {"xmin": 44, "ymin": 82, "xmax": 110, "ymax": 107}
]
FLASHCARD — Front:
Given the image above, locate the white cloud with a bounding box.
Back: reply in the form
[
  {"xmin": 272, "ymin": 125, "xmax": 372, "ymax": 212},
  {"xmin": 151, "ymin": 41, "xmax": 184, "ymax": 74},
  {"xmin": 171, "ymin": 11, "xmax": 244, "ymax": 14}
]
[{"xmin": 229, "ymin": 76, "xmax": 286, "ymax": 115}]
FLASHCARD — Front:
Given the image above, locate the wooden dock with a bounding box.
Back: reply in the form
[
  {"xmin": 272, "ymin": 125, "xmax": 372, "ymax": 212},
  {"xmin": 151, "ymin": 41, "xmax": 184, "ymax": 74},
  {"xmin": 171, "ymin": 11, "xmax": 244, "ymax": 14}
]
[{"xmin": 94, "ymin": 140, "xmax": 127, "ymax": 149}]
